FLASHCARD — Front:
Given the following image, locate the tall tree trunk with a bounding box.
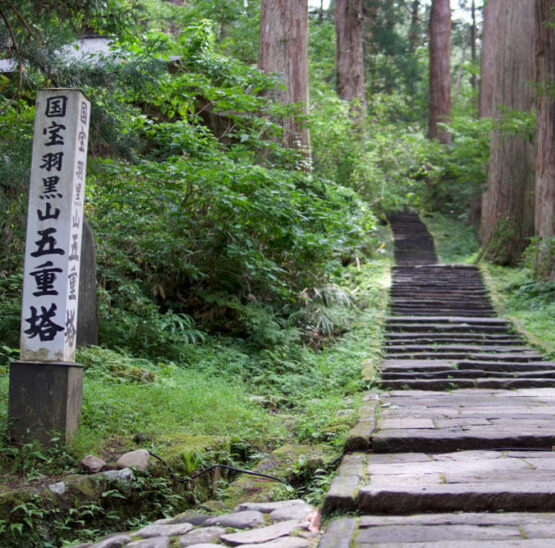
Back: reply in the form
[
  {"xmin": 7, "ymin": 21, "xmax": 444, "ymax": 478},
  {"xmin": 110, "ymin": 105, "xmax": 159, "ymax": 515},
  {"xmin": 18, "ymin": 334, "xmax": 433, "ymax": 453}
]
[
  {"xmin": 479, "ymin": 1, "xmax": 495, "ymax": 117},
  {"xmin": 335, "ymin": 0, "xmax": 366, "ymax": 121},
  {"xmin": 428, "ymin": 0, "xmax": 451, "ymax": 144},
  {"xmin": 534, "ymin": 0, "xmax": 555, "ymax": 279},
  {"xmin": 259, "ymin": 0, "xmax": 311, "ymax": 159},
  {"xmin": 479, "ymin": 0, "xmax": 536, "ymax": 265},
  {"xmin": 470, "ymin": 0, "xmax": 477, "ymax": 91},
  {"xmin": 408, "ymin": 0, "xmax": 421, "ymax": 54}
]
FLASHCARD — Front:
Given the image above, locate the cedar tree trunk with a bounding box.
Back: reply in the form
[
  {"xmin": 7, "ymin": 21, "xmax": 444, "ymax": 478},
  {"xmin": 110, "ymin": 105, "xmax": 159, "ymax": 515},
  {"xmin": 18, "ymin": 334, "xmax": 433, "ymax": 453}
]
[
  {"xmin": 428, "ymin": 0, "xmax": 451, "ymax": 144},
  {"xmin": 259, "ymin": 0, "xmax": 311, "ymax": 158},
  {"xmin": 479, "ymin": 0, "xmax": 536, "ymax": 264},
  {"xmin": 335, "ymin": 0, "xmax": 366, "ymax": 121},
  {"xmin": 534, "ymin": 0, "xmax": 555, "ymax": 279}
]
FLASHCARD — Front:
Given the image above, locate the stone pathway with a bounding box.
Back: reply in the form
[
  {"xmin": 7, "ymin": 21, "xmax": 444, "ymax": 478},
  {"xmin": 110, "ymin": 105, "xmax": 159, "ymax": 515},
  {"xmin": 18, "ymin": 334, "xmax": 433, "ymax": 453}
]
[
  {"xmin": 319, "ymin": 211, "xmax": 555, "ymax": 547},
  {"xmin": 76, "ymin": 500, "xmax": 320, "ymax": 547}
]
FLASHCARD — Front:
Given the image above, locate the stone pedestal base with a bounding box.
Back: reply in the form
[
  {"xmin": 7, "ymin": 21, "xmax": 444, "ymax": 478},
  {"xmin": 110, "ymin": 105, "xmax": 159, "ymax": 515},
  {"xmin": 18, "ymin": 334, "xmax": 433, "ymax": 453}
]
[{"xmin": 8, "ymin": 361, "xmax": 83, "ymax": 445}]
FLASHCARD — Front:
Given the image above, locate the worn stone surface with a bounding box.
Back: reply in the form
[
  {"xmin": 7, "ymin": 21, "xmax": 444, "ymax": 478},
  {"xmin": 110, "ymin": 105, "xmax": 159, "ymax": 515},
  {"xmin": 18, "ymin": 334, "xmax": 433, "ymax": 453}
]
[
  {"xmin": 135, "ymin": 523, "xmax": 194, "ymax": 539},
  {"xmin": 269, "ymin": 502, "xmax": 314, "ymax": 522},
  {"xmin": 117, "ymin": 449, "xmax": 150, "ymax": 471},
  {"xmin": 364, "ymin": 388, "xmax": 555, "ymax": 453},
  {"xmin": 235, "ymin": 500, "xmax": 306, "ymax": 513},
  {"xmin": 91, "ymin": 534, "xmax": 133, "ymax": 548},
  {"xmin": 318, "ymin": 518, "xmax": 357, "ymax": 548},
  {"xmin": 240, "ymin": 537, "xmax": 310, "ymax": 547},
  {"xmin": 220, "ymin": 519, "xmax": 301, "ymax": 545},
  {"xmin": 203, "ymin": 510, "xmax": 264, "ymax": 528},
  {"xmin": 177, "ymin": 526, "xmax": 225, "ymax": 546},
  {"xmin": 126, "ymin": 538, "xmax": 170, "ymax": 548},
  {"xmin": 170, "ymin": 511, "xmax": 210, "ymax": 526}
]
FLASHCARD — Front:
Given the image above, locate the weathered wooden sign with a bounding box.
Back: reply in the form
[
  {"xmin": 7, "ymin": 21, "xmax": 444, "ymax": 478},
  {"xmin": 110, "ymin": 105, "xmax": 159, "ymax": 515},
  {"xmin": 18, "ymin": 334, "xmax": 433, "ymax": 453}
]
[{"xmin": 20, "ymin": 89, "xmax": 90, "ymax": 363}]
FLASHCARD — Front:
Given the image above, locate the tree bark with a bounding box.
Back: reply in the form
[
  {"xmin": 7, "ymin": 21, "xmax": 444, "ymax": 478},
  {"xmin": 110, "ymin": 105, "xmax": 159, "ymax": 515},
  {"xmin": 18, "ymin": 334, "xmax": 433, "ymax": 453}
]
[
  {"xmin": 479, "ymin": 0, "xmax": 536, "ymax": 265},
  {"xmin": 534, "ymin": 0, "xmax": 555, "ymax": 279},
  {"xmin": 470, "ymin": 0, "xmax": 477, "ymax": 91},
  {"xmin": 259, "ymin": 0, "xmax": 311, "ymax": 158},
  {"xmin": 479, "ymin": 1, "xmax": 495, "ymax": 117},
  {"xmin": 408, "ymin": 0, "xmax": 421, "ymax": 54},
  {"xmin": 428, "ymin": 0, "xmax": 451, "ymax": 144},
  {"xmin": 335, "ymin": 0, "xmax": 366, "ymax": 121}
]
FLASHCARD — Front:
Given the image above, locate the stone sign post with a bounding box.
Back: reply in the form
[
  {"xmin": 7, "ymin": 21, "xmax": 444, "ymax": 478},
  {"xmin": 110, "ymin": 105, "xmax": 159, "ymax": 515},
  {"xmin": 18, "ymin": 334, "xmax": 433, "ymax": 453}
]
[{"xmin": 8, "ymin": 89, "xmax": 90, "ymax": 445}]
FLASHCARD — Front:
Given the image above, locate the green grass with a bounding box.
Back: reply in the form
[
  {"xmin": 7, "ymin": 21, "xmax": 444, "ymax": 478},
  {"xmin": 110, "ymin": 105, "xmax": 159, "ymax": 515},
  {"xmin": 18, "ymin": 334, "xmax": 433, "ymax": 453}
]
[
  {"xmin": 423, "ymin": 211, "xmax": 480, "ymax": 264},
  {"xmin": 482, "ymin": 264, "xmax": 555, "ymax": 359}
]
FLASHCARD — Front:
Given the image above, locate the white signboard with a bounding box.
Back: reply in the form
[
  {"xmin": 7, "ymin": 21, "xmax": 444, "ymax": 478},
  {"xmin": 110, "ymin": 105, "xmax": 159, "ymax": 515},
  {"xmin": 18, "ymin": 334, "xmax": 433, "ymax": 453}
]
[{"xmin": 20, "ymin": 89, "xmax": 90, "ymax": 363}]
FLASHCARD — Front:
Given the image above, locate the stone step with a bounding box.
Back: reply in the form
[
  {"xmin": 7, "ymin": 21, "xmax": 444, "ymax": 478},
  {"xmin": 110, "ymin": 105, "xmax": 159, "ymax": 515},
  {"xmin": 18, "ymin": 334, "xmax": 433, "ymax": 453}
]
[
  {"xmin": 384, "ymin": 337, "xmax": 525, "ymax": 345},
  {"xmin": 381, "ymin": 361, "xmax": 555, "ymax": 374},
  {"xmin": 323, "ymin": 450, "xmax": 555, "ymax": 516},
  {"xmin": 385, "ymin": 352, "xmax": 542, "ymax": 361},
  {"xmin": 385, "ymin": 344, "xmax": 534, "ymax": 354},
  {"xmin": 381, "ymin": 369, "xmax": 555, "ymax": 380},
  {"xmin": 370, "ymin": 388, "xmax": 555, "ymax": 453},
  {"xmin": 385, "ymin": 333, "xmax": 524, "ymax": 342},
  {"xmin": 390, "ymin": 310, "xmax": 497, "ymax": 317},
  {"xmin": 386, "ymin": 316, "xmax": 511, "ymax": 325},
  {"xmin": 387, "ymin": 324, "xmax": 515, "ymax": 333},
  {"xmin": 320, "ymin": 513, "xmax": 555, "ymax": 547},
  {"xmin": 379, "ymin": 378, "xmax": 555, "ymax": 391}
]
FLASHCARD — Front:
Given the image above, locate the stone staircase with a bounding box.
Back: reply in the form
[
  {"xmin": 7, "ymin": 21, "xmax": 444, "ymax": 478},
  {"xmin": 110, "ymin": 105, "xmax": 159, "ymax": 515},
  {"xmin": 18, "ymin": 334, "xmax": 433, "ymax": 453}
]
[{"xmin": 319, "ymin": 211, "xmax": 555, "ymax": 547}]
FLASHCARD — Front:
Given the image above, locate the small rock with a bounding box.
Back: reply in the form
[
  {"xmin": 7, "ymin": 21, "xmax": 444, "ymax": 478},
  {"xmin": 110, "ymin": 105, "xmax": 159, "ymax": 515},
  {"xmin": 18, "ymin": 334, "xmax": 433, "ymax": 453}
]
[
  {"xmin": 204, "ymin": 510, "xmax": 264, "ymax": 529},
  {"xmin": 48, "ymin": 481, "xmax": 66, "ymax": 495},
  {"xmin": 91, "ymin": 534, "xmax": 132, "ymax": 548},
  {"xmin": 178, "ymin": 527, "xmax": 225, "ymax": 546},
  {"xmin": 117, "ymin": 449, "xmax": 150, "ymax": 471},
  {"xmin": 185, "ymin": 545, "xmax": 221, "ymax": 548},
  {"xmin": 221, "ymin": 520, "xmax": 301, "ymax": 545},
  {"xmin": 170, "ymin": 511, "xmax": 210, "ymax": 526},
  {"xmin": 235, "ymin": 500, "xmax": 306, "ymax": 513},
  {"xmin": 81, "ymin": 454, "xmax": 107, "ymax": 473},
  {"xmin": 136, "ymin": 523, "xmax": 194, "ymax": 539},
  {"xmin": 101, "ymin": 468, "xmax": 135, "ymax": 482},
  {"xmin": 269, "ymin": 503, "xmax": 314, "ymax": 522},
  {"xmin": 127, "ymin": 538, "xmax": 170, "ymax": 548}
]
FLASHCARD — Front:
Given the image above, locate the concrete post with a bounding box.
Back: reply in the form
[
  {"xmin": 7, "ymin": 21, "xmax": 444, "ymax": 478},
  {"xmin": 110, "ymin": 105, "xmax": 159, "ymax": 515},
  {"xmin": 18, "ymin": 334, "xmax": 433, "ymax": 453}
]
[{"xmin": 9, "ymin": 89, "xmax": 90, "ymax": 444}]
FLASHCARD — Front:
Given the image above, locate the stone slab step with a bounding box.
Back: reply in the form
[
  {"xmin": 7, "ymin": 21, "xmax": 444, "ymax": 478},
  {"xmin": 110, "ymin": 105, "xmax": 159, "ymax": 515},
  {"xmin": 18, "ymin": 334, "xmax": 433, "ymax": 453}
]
[
  {"xmin": 391, "ymin": 311, "xmax": 497, "ymax": 318},
  {"xmin": 379, "ymin": 378, "xmax": 555, "ymax": 391},
  {"xmin": 323, "ymin": 450, "xmax": 555, "ymax": 516},
  {"xmin": 384, "ymin": 338, "xmax": 525, "ymax": 346},
  {"xmin": 385, "ymin": 344, "xmax": 533, "ymax": 353},
  {"xmin": 385, "ymin": 333, "xmax": 524, "ymax": 342},
  {"xmin": 320, "ymin": 513, "xmax": 555, "ymax": 547},
  {"xmin": 386, "ymin": 324, "xmax": 513, "ymax": 334},
  {"xmin": 386, "ymin": 316, "xmax": 510, "ymax": 325},
  {"xmin": 381, "ymin": 369, "xmax": 555, "ymax": 380},
  {"xmin": 385, "ymin": 352, "xmax": 542, "ymax": 361},
  {"xmin": 381, "ymin": 359, "xmax": 555, "ymax": 373},
  {"xmin": 370, "ymin": 388, "xmax": 555, "ymax": 453}
]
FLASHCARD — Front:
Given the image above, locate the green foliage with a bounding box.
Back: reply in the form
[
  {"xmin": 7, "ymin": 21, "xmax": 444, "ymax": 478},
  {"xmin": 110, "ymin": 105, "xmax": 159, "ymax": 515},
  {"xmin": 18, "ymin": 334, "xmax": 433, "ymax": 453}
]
[
  {"xmin": 484, "ymin": 261, "xmax": 555, "ymax": 359},
  {"xmin": 424, "ymin": 212, "xmax": 481, "ymax": 264},
  {"xmin": 0, "ymin": 439, "xmax": 76, "ymax": 481}
]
